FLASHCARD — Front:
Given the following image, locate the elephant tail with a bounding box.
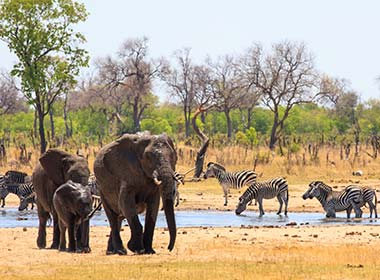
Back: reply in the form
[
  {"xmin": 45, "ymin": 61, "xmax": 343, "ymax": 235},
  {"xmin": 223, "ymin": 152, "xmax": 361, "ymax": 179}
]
[{"xmin": 85, "ymin": 201, "xmax": 103, "ymax": 221}]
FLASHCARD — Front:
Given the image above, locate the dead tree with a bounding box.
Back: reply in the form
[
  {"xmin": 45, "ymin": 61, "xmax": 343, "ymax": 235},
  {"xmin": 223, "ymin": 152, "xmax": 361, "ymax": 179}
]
[{"xmin": 192, "ymin": 105, "xmax": 213, "ymax": 179}]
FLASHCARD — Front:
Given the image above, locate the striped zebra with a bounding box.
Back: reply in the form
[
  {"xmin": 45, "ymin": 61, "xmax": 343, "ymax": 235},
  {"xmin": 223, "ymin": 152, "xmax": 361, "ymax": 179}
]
[
  {"xmin": 87, "ymin": 175, "xmax": 102, "ymax": 211},
  {"xmin": 302, "ymin": 181, "xmax": 363, "ymax": 218},
  {"xmin": 0, "ymin": 176, "xmax": 7, "ymax": 207},
  {"xmin": 4, "ymin": 182, "xmax": 35, "ymax": 208},
  {"xmin": 235, "ymin": 177, "xmax": 289, "ymax": 216},
  {"xmin": 5, "ymin": 170, "xmax": 30, "ymax": 184},
  {"xmin": 347, "ymin": 187, "xmax": 377, "ymax": 218},
  {"xmin": 173, "ymin": 171, "xmax": 185, "ymax": 207},
  {"xmin": 18, "ymin": 192, "xmax": 37, "ymax": 211},
  {"xmin": 203, "ymin": 162, "xmax": 257, "ymax": 206}
]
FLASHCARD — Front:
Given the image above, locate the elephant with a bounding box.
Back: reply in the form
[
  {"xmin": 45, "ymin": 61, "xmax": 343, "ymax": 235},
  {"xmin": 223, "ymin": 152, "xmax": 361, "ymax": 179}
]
[
  {"xmin": 53, "ymin": 180, "xmax": 97, "ymax": 253},
  {"xmin": 93, "ymin": 132, "xmax": 178, "ymax": 255},
  {"xmin": 32, "ymin": 148, "xmax": 90, "ymax": 250}
]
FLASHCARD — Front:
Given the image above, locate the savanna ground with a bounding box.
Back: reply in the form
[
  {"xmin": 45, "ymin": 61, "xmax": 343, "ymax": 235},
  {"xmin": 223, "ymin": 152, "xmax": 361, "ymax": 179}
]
[{"xmin": 1, "ymin": 144, "xmax": 380, "ymax": 279}]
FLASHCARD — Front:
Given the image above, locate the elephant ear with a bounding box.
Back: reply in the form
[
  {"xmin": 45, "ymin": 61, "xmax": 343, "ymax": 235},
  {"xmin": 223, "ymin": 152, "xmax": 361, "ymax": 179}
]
[
  {"xmin": 103, "ymin": 134, "xmax": 151, "ymax": 178},
  {"xmin": 39, "ymin": 148, "xmax": 68, "ymax": 185}
]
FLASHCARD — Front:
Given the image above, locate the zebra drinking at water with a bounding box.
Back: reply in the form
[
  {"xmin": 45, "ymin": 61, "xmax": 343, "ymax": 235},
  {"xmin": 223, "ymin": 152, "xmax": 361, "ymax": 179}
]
[
  {"xmin": 203, "ymin": 162, "xmax": 257, "ymax": 206},
  {"xmin": 235, "ymin": 177, "xmax": 289, "ymax": 216},
  {"xmin": 18, "ymin": 192, "xmax": 37, "ymax": 211},
  {"xmin": 347, "ymin": 186, "xmax": 377, "ymax": 218},
  {"xmin": 4, "ymin": 182, "xmax": 35, "ymax": 209},
  {"xmin": 302, "ymin": 181, "xmax": 363, "ymax": 218}
]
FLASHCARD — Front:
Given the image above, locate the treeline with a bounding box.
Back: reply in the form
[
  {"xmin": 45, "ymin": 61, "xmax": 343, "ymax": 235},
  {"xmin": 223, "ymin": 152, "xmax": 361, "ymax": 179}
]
[{"xmin": 0, "ymin": 1, "xmax": 379, "ymax": 155}]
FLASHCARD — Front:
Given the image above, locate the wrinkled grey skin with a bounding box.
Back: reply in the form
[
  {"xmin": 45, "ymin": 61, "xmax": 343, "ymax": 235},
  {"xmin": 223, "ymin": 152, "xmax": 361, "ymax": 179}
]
[
  {"xmin": 32, "ymin": 149, "xmax": 90, "ymax": 250},
  {"xmin": 94, "ymin": 133, "xmax": 177, "ymax": 255},
  {"xmin": 53, "ymin": 180, "xmax": 93, "ymax": 253}
]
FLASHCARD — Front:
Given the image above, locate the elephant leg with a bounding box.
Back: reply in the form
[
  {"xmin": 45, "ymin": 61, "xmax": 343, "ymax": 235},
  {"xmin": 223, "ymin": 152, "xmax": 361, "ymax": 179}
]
[
  {"xmin": 67, "ymin": 219, "xmax": 77, "ymax": 252},
  {"xmin": 102, "ymin": 202, "xmax": 125, "ymax": 255},
  {"xmin": 143, "ymin": 194, "xmax": 160, "ymax": 254},
  {"xmin": 50, "ymin": 211, "xmax": 60, "ymax": 249},
  {"xmin": 58, "ymin": 220, "xmax": 66, "ymax": 251},
  {"xmin": 127, "ymin": 215, "xmax": 144, "ymax": 254},
  {"xmin": 37, "ymin": 203, "xmax": 49, "ymax": 249},
  {"xmin": 77, "ymin": 220, "xmax": 91, "ymax": 253}
]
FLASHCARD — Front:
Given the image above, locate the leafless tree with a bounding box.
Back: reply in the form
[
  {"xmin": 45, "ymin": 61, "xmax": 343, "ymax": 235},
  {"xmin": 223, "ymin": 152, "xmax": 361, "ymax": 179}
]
[
  {"xmin": 0, "ymin": 71, "xmax": 26, "ymax": 115},
  {"xmin": 162, "ymin": 48, "xmax": 197, "ymax": 137},
  {"xmin": 242, "ymin": 41, "xmax": 321, "ymax": 150},
  {"xmin": 207, "ymin": 55, "xmax": 247, "ymax": 138},
  {"xmin": 96, "ymin": 37, "xmax": 164, "ymax": 132}
]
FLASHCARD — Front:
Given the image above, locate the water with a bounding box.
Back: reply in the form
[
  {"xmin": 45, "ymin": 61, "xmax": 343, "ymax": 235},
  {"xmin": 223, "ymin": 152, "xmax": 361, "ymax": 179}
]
[{"xmin": 0, "ymin": 208, "xmax": 378, "ymax": 228}]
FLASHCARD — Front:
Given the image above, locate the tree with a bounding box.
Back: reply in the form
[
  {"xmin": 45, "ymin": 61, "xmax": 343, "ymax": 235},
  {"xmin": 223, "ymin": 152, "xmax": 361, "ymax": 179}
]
[
  {"xmin": 162, "ymin": 48, "xmax": 197, "ymax": 138},
  {"xmin": 0, "ymin": 71, "xmax": 26, "ymax": 115},
  {"xmin": 0, "ymin": 0, "xmax": 89, "ymax": 153},
  {"xmin": 242, "ymin": 41, "xmax": 320, "ymax": 150},
  {"xmin": 208, "ymin": 55, "xmax": 246, "ymax": 138},
  {"xmin": 97, "ymin": 37, "xmax": 164, "ymax": 133}
]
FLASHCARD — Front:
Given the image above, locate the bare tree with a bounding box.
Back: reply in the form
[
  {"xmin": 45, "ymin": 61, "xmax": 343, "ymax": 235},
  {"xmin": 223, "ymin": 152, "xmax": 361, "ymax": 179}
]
[
  {"xmin": 97, "ymin": 37, "xmax": 164, "ymax": 132},
  {"xmin": 162, "ymin": 48, "xmax": 197, "ymax": 137},
  {"xmin": 0, "ymin": 71, "xmax": 26, "ymax": 115},
  {"xmin": 208, "ymin": 55, "xmax": 247, "ymax": 138},
  {"xmin": 242, "ymin": 41, "xmax": 320, "ymax": 150}
]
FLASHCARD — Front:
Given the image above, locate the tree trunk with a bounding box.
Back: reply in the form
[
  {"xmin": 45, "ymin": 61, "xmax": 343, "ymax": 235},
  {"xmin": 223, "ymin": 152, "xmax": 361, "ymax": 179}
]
[
  {"xmin": 63, "ymin": 93, "xmax": 71, "ymax": 138},
  {"xmin": 49, "ymin": 108, "xmax": 55, "ymax": 141},
  {"xmin": 247, "ymin": 107, "xmax": 253, "ymax": 129},
  {"xmin": 225, "ymin": 109, "xmax": 232, "ymax": 139},
  {"xmin": 133, "ymin": 100, "xmax": 140, "ymax": 133},
  {"xmin": 37, "ymin": 106, "xmax": 47, "ymax": 154},
  {"xmin": 269, "ymin": 116, "xmax": 279, "ymax": 150},
  {"xmin": 184, "ymin": 111, "xmax": 191, "ymax": 138}
]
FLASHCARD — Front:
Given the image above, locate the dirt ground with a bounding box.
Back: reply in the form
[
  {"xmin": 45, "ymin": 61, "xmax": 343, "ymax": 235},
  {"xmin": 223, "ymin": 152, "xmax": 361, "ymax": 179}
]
[{"xmin": 1, "ymin": 178, "xmax": 380, "ymax": 279}]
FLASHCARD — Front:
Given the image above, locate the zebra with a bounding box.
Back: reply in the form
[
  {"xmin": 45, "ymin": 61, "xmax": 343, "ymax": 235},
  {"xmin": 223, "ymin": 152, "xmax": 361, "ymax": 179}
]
[
  {"xmin": 173, "ymin": 171, "xmax": 185, "ymax": 207},
  {"xmin": 4, "ymin": 170, "xmax": 30, "ymax": 184},
  {"xmin": 347, "ymin": 187, "xmax": 377, "ymax": 218},
  {"xmin": 87, "ymin": 174, "xmax": 102, "ymax": 211},
  {"xmin": 5, "ymin": 182, "xmax": 35, "ymax": 208},
  {"xmin": 203, "ymin": 162, "xmax": 257, "ymax": 206},
  {"xmin": 0, "ymin": 177, "xmax": 7, "ymax": 207},
  {"xmin": 18, "ymin": 192, "xmax": 37, "ymax": 211},
  {"xmin": 302, "ymin": 181, "xmax": 363, "ymax": 218},
  {"xmin": 235, "ymin": 177, "xmax": 289, "ymax": 216}
]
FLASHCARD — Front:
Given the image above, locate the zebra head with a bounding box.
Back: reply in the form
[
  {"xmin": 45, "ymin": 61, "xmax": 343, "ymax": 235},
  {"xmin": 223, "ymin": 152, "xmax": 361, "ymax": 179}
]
[
  {"xmin": 302, "ymin": 181, "xmax": 323, "ymax": 199},
  {"xmin": 203, "ymin": 162, "xmax": 225, "ymax": 179},
  {"xmin": 235, "ymin": 196, "xmax": 248, "ymax": 215}
]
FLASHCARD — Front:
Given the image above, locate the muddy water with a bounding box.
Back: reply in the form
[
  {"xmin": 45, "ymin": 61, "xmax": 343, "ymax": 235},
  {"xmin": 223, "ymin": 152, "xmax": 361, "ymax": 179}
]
[{"xmin": 0, "ymin": 208, "xmax": 378, "ymax": 228}]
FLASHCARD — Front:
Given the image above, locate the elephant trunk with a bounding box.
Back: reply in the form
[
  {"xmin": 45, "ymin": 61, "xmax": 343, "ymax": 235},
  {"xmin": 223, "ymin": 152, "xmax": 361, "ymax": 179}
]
[{"xmin": 163, "ymin": 198, "xmax": 176, "ymax": 251}]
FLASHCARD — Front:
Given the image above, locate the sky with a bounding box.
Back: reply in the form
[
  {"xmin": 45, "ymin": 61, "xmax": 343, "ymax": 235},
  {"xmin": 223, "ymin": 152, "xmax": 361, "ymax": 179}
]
[{"xmin": 1, "ymin": 0, "xmax": 380, "ymax": 101}]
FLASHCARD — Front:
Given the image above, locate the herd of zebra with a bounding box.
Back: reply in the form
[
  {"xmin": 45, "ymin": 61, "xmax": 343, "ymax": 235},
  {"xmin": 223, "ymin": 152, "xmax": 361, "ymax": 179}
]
[{"xmin": 0, "ymin": 162, "xmax": 378, "ymax": 220}]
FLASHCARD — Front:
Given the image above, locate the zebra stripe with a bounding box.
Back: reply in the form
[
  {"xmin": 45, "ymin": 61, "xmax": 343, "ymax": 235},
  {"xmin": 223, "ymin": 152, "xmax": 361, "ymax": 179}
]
[
  {"xmin": 203, "ymin": 162, "xmax": 257, "ymax": 206},
  {"xmin": 235, "ymin": 177, "xmax": 289, "ymax": 216},
  {"xmin": 348, "ymin": 187, "xmax": 377, "ymax": 218},
  {"xmin": 87, "ymin": 174, "xmax": 102, "ymax": 211},
  {"xmin": 6, "ymin": 182, "xmax": 34, "ymax": 200},
  {"xmin": 0, "ymin": 176, "xmax": 7, "ymax": 207},
  {"xmin": 18, "ymin": 192, "xmax": 37, "ymax": 211},
  {"xmin": 302, "ymin": 181, "xmax": 363, "ymax": 218},
  {"xmin": 5, "ymin": 170, "xmax": 30, "ymax": 184},
  {"xmin": 173, "ymin": 171, "xmax": 185, "ymax": 207}
]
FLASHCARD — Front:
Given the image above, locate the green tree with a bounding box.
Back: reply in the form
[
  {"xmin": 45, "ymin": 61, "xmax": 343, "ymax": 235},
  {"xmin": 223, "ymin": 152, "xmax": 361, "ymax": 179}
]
[{"xmin": 0, "ymin": 0, "xmax": 89, "ymax": 153}]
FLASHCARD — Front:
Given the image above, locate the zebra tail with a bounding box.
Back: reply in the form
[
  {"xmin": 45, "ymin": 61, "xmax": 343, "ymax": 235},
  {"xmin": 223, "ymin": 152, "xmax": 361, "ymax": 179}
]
[{"xmin": 375, "ymin": 191, "xmax": 378, "ymax": 208}]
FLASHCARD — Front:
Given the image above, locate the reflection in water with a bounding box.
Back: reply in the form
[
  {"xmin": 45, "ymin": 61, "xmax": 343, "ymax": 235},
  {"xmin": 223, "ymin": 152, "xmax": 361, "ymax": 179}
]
[{"xmin": 0, "ymin": 208, "xmax": 378, "ymax": 228}]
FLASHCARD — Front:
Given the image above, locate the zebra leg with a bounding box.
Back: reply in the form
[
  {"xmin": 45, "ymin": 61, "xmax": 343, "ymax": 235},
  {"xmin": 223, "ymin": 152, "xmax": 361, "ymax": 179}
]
[
  {"xmin": 258, "ymin": 198, "xmax": 265, "ymax": 216},
  {"xmin": 346, "ymin": 207, "xmax": 352, "ymax": 219},
  {"xmin": 37, "ymin": 204, "xmax": 50, "ymax": 249},
  {"xmin": 350, "ymin": 201, "xmax": 362, "ymax": 218},
  {"xmin": 1, "ymin": 198, "xmax": 4, "ymax": 207},
  {"xmin": 175, "ymin": 189, "xmax": 180, "ymax": 207},
  {"xmin": 276, "ymin": 194, "xmax": 283, "ymax": 215},
  {"xmin": 367, "ymin": 201, "xmax": 377, "ymax": 218},
  {"xmin": 284, "ymin": 191, "xmax": 289, "ymax": 216},
  {"xmin": 58, "ymin": 219, "xmax": 67, "ymax": 251},
  {"xmin": 223, "ymin": 185, "xmax": 228, "ymax": 206}
]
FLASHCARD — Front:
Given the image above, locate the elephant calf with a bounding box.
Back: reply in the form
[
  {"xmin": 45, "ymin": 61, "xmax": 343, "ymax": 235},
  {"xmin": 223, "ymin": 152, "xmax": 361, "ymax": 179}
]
[{"xmin": 53, "ymin": 180, "xmax": 94, "ymax": 253}]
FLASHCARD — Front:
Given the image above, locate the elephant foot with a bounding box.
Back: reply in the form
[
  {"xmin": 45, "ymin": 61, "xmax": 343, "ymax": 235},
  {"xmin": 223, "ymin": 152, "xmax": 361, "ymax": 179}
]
[
  {"xmin": 127, "ymin": 240, "xmax": 145, "ymax": 254},
  {"xmin": 144, "ymin": 248, "xmax": 156, "ymax": 254},
  {"xmin": 106, "ymin": 248, "xmax": 127, "ymax": 255},
  {"xmin": 50, "ymin": 243, "xmax": 59, "ymax": 250},
  {"xmin": 77, "ymin": 247, "xmax": 91, "ymax": 254},
  {"xmin": 37, "ymin": 236, "xmax": 46, "ymax": 249}
]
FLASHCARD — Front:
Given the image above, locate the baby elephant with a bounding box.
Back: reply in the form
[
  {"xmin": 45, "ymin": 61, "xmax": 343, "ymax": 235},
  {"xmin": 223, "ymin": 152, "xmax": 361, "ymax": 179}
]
[{"xmin": 53, "ymin": 180, "xmax": 95, "ymax": 253}]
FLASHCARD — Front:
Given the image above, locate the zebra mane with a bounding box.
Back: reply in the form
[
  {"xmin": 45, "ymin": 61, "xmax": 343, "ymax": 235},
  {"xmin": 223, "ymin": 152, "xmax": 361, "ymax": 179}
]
[
  {"xmin": 207, "ymin": 162, "xmax": 226, "ymax": 171},
  {"xmin": 312, "ymin": 181, "xmax": 332, "ymax": 192}
]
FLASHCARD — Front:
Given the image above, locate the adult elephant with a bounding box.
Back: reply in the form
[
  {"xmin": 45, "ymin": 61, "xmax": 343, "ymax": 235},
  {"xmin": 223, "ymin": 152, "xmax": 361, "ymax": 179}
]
[
  {"xmin": 94, "ymin": 133, "xmax": 177, "ymax": 255},
  {"xmin": 32, "ymin": 149, "xmax": 90, "ymax": 250}
]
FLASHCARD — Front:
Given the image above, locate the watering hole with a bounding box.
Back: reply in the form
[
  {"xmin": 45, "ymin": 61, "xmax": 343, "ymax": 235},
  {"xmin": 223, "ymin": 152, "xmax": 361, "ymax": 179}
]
[{"xmin": 0, "ymin": 208, "xmax": 378, "ymax": 228}]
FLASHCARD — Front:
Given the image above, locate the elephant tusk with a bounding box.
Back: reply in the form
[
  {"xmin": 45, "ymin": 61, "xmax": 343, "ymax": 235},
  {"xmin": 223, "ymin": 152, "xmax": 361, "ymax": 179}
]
[{"xmin": 153, "ymin": 177, "xmax": 162, "ymax": 186}]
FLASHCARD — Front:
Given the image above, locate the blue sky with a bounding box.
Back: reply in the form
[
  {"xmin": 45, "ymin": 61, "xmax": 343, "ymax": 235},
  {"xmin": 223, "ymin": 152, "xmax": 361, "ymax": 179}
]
[{"xmin": 1, "ymin": 0, "xmax": 380, "ymax": 100}]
